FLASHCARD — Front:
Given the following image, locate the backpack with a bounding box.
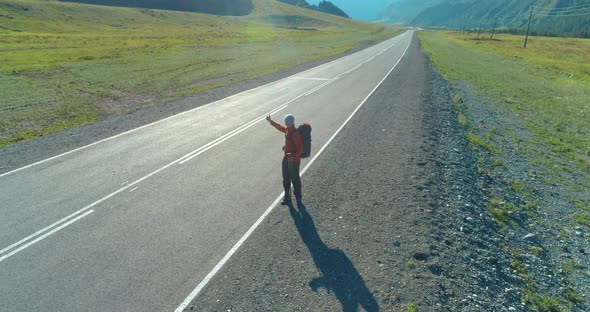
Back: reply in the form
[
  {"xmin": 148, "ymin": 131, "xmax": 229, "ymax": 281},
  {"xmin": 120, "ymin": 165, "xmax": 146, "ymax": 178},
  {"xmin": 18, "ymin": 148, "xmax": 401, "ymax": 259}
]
[
  {"xmin": 298, "ymin": 123, "xmax": 312, "ymax": 159},
  {"xmin": 289, "ymin": 123, "xmax": 312, "ymax": 159}
]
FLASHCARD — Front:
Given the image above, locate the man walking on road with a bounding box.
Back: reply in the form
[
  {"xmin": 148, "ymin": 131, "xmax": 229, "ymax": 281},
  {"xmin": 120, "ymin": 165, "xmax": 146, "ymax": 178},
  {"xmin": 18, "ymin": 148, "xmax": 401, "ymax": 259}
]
[{"xmin": 266, "ymin": 114, "xmax": 304, "ymax": 206}]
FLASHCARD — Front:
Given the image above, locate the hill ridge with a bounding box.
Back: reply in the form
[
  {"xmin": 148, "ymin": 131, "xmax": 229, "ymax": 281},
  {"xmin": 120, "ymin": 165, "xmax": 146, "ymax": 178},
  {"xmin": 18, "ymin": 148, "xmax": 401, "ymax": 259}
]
[{"xmin": 380, "ymin": 0, "xmax": 590, "ymax": 37}]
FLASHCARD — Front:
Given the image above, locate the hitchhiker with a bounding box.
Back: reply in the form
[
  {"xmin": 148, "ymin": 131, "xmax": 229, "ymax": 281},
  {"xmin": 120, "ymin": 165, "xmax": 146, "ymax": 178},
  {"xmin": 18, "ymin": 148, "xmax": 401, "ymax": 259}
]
[{"xmin": 266, "ymin": 114, "xmax": 303, "ymax": 206}]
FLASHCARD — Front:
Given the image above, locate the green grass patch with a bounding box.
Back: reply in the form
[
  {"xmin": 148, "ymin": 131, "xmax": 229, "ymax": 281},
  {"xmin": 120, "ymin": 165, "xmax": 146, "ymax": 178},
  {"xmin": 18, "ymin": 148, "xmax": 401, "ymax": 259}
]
[
  {"xmin": 561, "ymin": 259, "xmax": 581, "ymax": 274},
  {"xmin": 511, "ymin": 180, "xmax": 532, "ymax": 197},
  {"xmin": 574, "ymin": 213, "xmax": 590, "ymax": 227},
  {"xmin": 456, "ymin": 112, "xmax": 468, "ymax": 126},
  {"xmin": 509, "ymin": 249, "xmax": 565, "ymax": 312},
  {"xmin": 405, "ymin": 303, "xmax": 417, "ymax": 312},
  {"xmin": 486, "ymin": 197, "xmax": 516, "ymax": 226},
  {"xmin": 565, "ymin": 286, "xmax": 584, "ymax": 305},
  {"xmin": 0, "ymin": 0, "xmax": 401, "ymax": 146},
  {"xmin": 467, "ymin": 132, "xmax": 496, "ymax": 153},
  {"xmin": 530, "ymin": 246, "xmax": 543, "ymax": 256},
  {"xmin": 523, "ymin": 291, "xmax": 563, "ymax": 312}
]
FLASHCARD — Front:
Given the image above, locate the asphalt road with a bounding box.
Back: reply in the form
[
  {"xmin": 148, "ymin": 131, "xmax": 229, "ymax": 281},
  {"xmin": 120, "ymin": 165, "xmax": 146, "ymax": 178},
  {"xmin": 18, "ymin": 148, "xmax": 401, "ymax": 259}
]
[{"xmin": 0, "ymin": 30, "xmax": 415, "ymax": 311}]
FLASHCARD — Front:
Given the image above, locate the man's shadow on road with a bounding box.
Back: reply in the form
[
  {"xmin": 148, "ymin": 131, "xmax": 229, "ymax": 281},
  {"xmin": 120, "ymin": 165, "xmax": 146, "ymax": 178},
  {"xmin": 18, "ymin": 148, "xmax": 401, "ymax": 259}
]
[{"xmin": 287, "ymin": 202, "xmax": 379, "ymax": 312}]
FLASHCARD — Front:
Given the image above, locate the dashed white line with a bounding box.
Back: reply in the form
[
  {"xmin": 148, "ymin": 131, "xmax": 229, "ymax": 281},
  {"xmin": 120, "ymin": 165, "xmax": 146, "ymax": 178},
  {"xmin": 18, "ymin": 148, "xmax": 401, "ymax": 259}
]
[{"xmin": 129, "ymin": 187, "xmax": 139, "ymax": 193}]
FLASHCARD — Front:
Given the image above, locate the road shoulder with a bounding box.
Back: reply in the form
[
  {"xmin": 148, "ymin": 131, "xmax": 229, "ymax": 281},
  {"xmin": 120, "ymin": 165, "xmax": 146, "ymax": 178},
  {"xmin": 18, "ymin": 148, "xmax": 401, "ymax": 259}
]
[{"xmin": 185, "ymin": 34, "xmax": 471, "ymax": 311}]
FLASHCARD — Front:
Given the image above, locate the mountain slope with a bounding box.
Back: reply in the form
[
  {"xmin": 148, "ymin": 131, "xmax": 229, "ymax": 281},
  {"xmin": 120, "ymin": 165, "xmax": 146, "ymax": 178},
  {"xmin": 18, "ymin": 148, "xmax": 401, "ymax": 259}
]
[
  {"xmin": 380, "ymin": 0, "xmax": 590, "ymax": 37},
  {"xmin": 61, "ymin": 0, "xmax": 255, "ymax": 16},
  {"xmin": 378, "ymin": 0, "xmax": 445, "ymax": 24},
  {"xmin": 0, "ymin": 0, "xmax": 398, "ymax": 146},
  {"xmin": 278, "ymin": 0, "xmax": 349, "ymax": 18},
  {"xmin": 308, "ymin": 0, "xmax": 391, "ymax": 21}
]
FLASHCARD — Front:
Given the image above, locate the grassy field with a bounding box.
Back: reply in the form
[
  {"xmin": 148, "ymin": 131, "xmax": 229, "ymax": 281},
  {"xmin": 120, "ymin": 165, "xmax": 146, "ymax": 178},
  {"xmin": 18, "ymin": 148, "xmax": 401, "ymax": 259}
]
[
  {"xmin": 419, "ymin": 32, "xmax": 590, "ymax": 168},
  {"xmin": 419, "ymin": 31, "xmax": 590, "ymax": 311},
  {"xmin": 0, "ymin": 0, "xmax": 400, "ymax": 147}
]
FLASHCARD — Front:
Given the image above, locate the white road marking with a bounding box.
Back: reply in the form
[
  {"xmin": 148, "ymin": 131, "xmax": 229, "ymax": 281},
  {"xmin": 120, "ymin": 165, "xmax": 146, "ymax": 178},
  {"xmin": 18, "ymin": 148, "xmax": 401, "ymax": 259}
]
[
  {"xmin": 129, "ymin": 187, "xmax": 139, "ymax": 193},
  {"xmin": 0, "ymin": 33, "xmax": 403, "ymax": 262},
  {"xmin": 0, "ymin": 105, "xmax": 287, "ymax": 263},
  {"xmin": 0, "ymin": 210, "xmax": 94, "ymax": 263},
  {"xmin": 301, "ymin": 78, "xmax": 339, "ymax": 97},
  {"xmin": 0, "ymin": 33, "xmax": 407, "ymax": 179},
  {"xmin": 177, "ymin": 105, "xmax": 288, "ymax": 164},
  {"xmin": 174, "ymin": 32, "xmax": 414, "ymax": 312},
  {"xmin": 290, "ymin": 77, "xmax": 331, "ymax": 81},
  {"xmin": 0, "ymin": 32, "xmax": 410, "ymax": 270}
]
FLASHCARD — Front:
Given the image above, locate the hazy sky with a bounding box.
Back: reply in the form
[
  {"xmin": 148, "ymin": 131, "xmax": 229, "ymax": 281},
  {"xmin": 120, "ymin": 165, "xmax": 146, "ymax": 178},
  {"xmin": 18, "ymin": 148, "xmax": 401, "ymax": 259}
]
[{"xmin": 307, "ymin": 0, "xmax": 394, "ymax": 21}]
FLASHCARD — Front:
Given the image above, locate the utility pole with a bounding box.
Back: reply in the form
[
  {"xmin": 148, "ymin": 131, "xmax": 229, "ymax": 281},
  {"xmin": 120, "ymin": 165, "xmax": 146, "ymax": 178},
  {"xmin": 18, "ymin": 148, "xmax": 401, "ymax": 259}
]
[
  {"xmin": 477, "ymin": 19, "xmax": 483, "ymax": 39},
  {"xmin": 490, "ymin": 20, "xmax": 497, "ymax": 40},
  {"xmin": 524, "ymin": 3, "xmax": 534, "ymax": 48}
]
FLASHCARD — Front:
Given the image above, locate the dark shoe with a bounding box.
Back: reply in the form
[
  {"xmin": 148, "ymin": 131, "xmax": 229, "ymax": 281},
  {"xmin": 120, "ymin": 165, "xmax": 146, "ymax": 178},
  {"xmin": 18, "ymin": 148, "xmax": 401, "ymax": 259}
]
[
  {"xmin": 281, "ymin": 195, "xmax": 291, "ymax": 205},
  {"xmin": 295, "ymin": 196, "xmax": 303, "ymax": 206}
]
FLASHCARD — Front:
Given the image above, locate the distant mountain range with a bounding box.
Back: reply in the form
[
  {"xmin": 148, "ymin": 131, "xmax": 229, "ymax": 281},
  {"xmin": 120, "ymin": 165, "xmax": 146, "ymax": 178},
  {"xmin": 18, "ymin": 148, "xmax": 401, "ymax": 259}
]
[
  {"xmin": 379, "ymin": 0, "xmax": 590, "ymax": 37},
  {"xmin": 307, "ymin": 0, "xmax": 391, "ymax": 21}
]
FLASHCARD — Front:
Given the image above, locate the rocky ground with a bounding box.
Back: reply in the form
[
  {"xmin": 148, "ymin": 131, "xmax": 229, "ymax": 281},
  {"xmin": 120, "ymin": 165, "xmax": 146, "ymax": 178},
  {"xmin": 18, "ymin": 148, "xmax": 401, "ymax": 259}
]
[
  {"xmin": 448, "ymin": 79, "xmax": 589, "ymax": 311},
  {"xmin": 186, "ymin": 36, "xmax": 589, "ymax": 311}
]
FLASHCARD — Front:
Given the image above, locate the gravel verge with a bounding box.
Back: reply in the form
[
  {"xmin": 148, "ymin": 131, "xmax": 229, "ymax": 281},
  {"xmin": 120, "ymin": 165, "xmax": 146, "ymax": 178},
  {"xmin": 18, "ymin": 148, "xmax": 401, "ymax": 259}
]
[{"xmin": 448, "ymin": 79, "xmax": 590, "ymax": 311}]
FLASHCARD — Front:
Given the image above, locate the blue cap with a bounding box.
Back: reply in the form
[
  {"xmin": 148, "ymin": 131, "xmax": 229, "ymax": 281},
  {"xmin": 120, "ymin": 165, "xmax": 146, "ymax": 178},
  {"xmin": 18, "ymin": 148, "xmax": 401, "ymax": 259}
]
[{"xmin": 284, "ymin": 114, "xmax": 295, "ymax": 126}]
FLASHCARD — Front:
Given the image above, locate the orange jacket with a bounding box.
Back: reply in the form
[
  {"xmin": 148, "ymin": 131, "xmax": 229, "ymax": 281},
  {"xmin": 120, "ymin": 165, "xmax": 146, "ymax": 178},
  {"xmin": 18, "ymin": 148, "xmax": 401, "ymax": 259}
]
[{"xmin": 271, "ymin": 120, "xmax": 304, "ymax": 162}]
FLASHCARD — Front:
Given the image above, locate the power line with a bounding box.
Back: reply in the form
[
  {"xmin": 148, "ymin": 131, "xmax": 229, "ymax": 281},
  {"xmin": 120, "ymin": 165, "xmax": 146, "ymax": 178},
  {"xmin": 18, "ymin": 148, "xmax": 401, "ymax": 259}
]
[
  {"xmin": 533, "ymin": 11, "xmax": 590, "ymax": 17},
  {"xmin": 534, "ymin": 6, "xmax": 590, "ymax": 14},
  {"xmin": 533, "ymin": 3, "xmax": 590, "ymax": 11},
  {"xmin": 535, "ymin": 6, "xmax": 590, "ymax": 14}
]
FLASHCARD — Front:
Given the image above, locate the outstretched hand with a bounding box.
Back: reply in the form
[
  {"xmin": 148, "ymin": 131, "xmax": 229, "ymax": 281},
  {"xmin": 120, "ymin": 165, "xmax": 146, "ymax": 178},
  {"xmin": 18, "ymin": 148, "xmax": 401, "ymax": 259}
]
[{"xmin": 265, "ymin": 115, "xmax": 272, "ymax": 123}]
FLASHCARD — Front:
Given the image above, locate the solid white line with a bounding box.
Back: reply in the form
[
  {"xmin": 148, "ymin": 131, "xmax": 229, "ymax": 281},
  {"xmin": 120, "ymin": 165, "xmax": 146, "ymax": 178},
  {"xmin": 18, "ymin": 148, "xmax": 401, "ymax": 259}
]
[
  {"xmin": 0, "ymin": 32, "xmax": 409, "ymax": 179},
  {"xmin": 0, "ymin": 210, "xmax": 94, "ymax": 263},
  {"xmin": 174, "ymin": 31, "xmax": 414, "ymax": 312}
]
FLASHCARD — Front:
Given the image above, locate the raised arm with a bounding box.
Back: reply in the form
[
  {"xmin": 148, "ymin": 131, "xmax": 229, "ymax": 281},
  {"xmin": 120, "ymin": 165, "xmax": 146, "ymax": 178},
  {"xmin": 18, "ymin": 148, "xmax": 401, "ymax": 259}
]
[{"xmin": 266, "ymin": 115, "xmax": 286, "ymax": 133}]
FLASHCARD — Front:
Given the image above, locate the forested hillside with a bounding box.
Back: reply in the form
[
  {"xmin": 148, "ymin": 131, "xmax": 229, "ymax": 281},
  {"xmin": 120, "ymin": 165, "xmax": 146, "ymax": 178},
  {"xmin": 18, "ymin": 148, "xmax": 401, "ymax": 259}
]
[
  {"xmin": 278, "ymin": 0, "xmax": 349, "ymax": 18},
  {"xmin": 380, "ymin": 0, "xmax": 590, "ymax": 37}
]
